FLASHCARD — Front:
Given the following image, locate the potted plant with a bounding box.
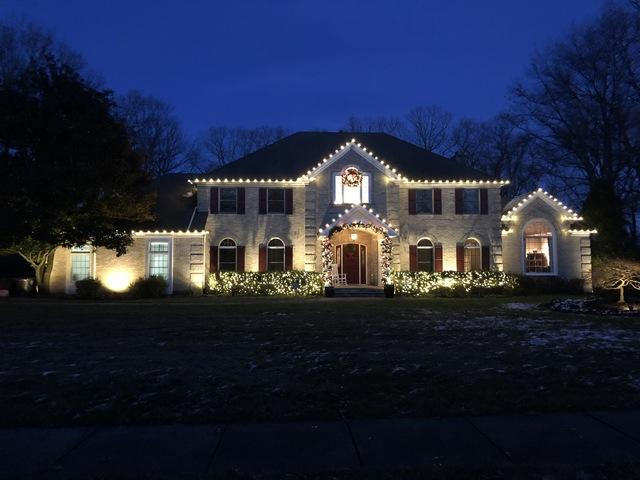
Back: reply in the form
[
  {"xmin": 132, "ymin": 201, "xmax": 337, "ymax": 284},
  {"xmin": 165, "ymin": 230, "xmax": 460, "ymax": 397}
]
[
  {"xmin": 324, "ymin": 285, "xmax": 335, "ymax": 297},
  {"xmin": 384, "ymin": 283, "xmax": 394, "ymax": 298}
]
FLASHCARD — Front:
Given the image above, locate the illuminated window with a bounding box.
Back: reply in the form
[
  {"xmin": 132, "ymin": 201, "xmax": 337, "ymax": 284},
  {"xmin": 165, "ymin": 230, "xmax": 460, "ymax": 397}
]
[
  {"xmin": 417, "ymin": 238, "xmax": 434, "ymax": 272},
  {"xmin": 70, "ymin": 245, "xmax": 92, "ymax": 282},
  {"xmin": 149, "ymin": 241, "xmax": 170, "ymax": 279},
  {"xmin": 524, "ymin": 221, "xmax": 554, "ymax": 274},
  {"xmin": 267, "ymin": 238, "xmax": 285, "ymax": 271},
  {"xmin": 333, "ymin": 171, "xmax": 370, "ymax": 205},
  {"xmin": 462, "ymin": 189, "xmax": 480, "ymax": 214},
  {"xmin": 219, "ymin": 238, "xmax": 237, "ymax": 271},
  {"xmin": 464, "ymin": 239, "xmax": 481, "ymax": 271}
]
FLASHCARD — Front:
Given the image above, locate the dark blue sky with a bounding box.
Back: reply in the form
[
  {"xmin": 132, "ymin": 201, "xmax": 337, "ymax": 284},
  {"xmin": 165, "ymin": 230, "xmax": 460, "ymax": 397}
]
[{"xmin": 1, "ymin": 0, "xmax": 604, "ymax": 137}]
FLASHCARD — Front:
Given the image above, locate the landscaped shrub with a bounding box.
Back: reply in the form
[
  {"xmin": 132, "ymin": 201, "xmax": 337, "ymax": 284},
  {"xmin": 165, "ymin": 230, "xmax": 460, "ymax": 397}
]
[
  {"xmin": 74, "ymin": 278, "xmax": 104, "ymax": 299},
  {"xmin": 392, "ymin": 271, "xmax": 519, "ymax": 297},
  {"xmin": 129, "ymin": 276, "xmax": 168, "ymax": 298},
  {"xmin": 208, "ymin": 271, "xmax": 323, "ymax": 296}
]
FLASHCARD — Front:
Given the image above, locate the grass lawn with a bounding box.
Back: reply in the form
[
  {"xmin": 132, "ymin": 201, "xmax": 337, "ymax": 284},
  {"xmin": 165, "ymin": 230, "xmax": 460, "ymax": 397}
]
[{"xmin": 1, "ymin": 294, "xmax": 639, "ymax": 427}]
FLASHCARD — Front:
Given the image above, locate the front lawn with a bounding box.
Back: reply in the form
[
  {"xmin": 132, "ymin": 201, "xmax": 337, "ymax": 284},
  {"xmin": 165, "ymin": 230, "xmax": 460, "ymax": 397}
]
[{"xmin": 1, "ymin": 295, "xmax": 639, "ymax": 426}]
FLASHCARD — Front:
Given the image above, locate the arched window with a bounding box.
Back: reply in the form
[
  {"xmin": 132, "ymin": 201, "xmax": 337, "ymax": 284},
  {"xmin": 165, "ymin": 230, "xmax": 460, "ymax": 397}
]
[
  {"xmin": 417, "ymin": 238, "xmax": 434, "ymax": 272},
  {"xmin": 267, "ymin": 238, "xmax": 285, "ymax": 271},
  {"xmin": 218, "ymin": 238, "xmax": 237, "ymax": 272},
  {"xmin": 524, "ymin": 220, "xmax": 554, "ymax": 274},
  {"xmin": 464, "ymin": 238, "xmax": 481, "ymax": 271}
]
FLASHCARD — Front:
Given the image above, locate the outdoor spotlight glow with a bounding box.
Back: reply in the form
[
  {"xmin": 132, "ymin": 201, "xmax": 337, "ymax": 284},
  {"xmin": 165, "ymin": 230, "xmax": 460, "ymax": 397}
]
[
  {"xmin": 350, "ymin": 233, "xmax": 358, "ymax": 241},
  {"xmin": 103, "ymin": 270, "xmax": 133, "ymax": 292}
]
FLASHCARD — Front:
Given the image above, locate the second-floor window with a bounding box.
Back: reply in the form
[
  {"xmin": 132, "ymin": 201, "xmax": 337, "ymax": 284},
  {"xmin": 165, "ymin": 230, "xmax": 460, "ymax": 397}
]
[
  {"xmin": 462, "ymin": 189, "xmax": 480, "ymax": 214},
  {"xmin": 219, "ymin": 188, "xmax": 237, "ymax": 213},
  {"xmin": 416, "ymin": 189, "xmax": 433, "ymax": 214},
  {"xmin": 268, "ymin": 189, "xmax": 285, "ymax": 213},
  {"xmin": 334, "ymin": 168, "xmax": 370, "ymax": 205}
]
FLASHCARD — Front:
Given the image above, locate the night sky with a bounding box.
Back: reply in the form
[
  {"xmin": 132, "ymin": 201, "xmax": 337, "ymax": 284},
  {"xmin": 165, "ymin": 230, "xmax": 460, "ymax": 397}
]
[{"xmin": 1, "ymin": 0, "xmax": 604, "ymax": 137}]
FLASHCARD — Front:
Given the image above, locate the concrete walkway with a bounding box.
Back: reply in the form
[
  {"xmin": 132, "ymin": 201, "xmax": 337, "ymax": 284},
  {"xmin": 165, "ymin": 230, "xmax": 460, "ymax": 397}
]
[{"xmin": 2, "ymin": 410, "xmax": 640, "ymax": 478}]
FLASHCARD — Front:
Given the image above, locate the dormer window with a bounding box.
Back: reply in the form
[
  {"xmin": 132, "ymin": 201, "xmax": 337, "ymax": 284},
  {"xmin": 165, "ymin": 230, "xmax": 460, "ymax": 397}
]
[{"xmin": 334, "ymin": 167, "xmax": 370, "ymax": 205}]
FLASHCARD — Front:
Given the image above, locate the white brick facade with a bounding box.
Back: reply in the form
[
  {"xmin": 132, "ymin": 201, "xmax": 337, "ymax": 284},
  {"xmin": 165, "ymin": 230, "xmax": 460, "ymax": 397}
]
[{"xmin": 49, "ymin": 142, "xmax": 593, "ymax": 293}]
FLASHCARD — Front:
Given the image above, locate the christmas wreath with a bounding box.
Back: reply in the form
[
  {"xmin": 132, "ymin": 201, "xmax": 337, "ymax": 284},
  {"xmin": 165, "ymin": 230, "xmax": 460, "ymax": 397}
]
[{"xmin": 341, "ymin": 167, "xmax": 362, "ymax": 187}]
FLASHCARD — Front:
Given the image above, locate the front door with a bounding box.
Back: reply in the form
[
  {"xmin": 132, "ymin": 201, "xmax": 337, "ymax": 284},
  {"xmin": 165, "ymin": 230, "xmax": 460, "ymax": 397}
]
[{"xmin": 341, "ymin": 243, "xmax": 366, "ymax": 284}]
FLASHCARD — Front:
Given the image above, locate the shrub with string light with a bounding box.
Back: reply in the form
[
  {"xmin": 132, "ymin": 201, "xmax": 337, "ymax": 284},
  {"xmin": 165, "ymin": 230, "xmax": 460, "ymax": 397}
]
[
  {"xmin": 321, "ymin": 237, "xmax": 334, "ymax": 286},
  {"xmin": 208, "ymin": 271, "xmax": 323, "ymax": 296},
  {"xmin": 393, "ymin": 271, "xmax": 518, "ymax": 296}
]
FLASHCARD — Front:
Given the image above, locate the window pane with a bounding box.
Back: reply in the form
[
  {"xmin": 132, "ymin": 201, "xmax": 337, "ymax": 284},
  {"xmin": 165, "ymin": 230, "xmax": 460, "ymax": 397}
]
[
  {"xmin": 417, "ymin": 247, "xmax": 433, "ymax": 272},
  {"xmin": 219, "ymin": 247, "xmax": 236, "ymax": 271},
  {"xmin": 268, "ymin": 247, "xmax": 284, "ymax": 271},
  {"xmin": 149, "ymin": 242, "xmax": 169, "ymax": 253},
  {"xmin": 149, "ymin": 242, "xmax": 169, "ymax": 279},
  {"xmin": 219, "ymin": 188, "xmax": 237, "ymax": 213},
  {"xmin": 334, "ymin": 175, "xmax": 343, "ymax": 204},
  {"xmin": 462, "ymin": 189, "xmax": 479, "ymax": 214},
  {"xmin": 71, "ymin": 253, "xmax": 91, "ymax": 281},
  {"xmin": 464, "ymin": 239, "xmax": 481, "ymax": 271},
  {"xmin": 524, "ymin": 221, "xmax": 553, "ymax": 273},
  {"xmin": 416, "ymin": 189, "xmax": 433, "ymax": 214},
  {"xmin": 268, "ymin": 189, "xmax": 285, "ymax": 213},
  {"xmin": 361, "ymin": 175, "xmax": 370, "ymax": 204},
  {"xmin": 343, "ymin": 184, "xmax": 360, "ymax": 204}
]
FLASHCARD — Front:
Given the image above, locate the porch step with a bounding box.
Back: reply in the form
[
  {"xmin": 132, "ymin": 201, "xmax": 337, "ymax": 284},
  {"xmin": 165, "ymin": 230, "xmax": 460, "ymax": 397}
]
[{"xmin": 333, "ymin": 287, "xmax": 385, "ymax": 298}]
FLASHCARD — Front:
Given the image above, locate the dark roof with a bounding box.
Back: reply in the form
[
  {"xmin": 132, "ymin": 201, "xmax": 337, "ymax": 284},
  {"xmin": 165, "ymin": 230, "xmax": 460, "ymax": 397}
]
[
  {"xmin": 139, "ymin": 173, "xmax": 199, "ymax": 231},
  {"xmin": 209, "ymin": 132, "xmax": 489, "ymax": 180}
]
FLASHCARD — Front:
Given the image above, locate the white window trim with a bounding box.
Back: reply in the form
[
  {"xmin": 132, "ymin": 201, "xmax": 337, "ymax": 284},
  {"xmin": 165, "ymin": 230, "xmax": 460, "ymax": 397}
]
[
  {"xmin": 218, "ymin": 187, "xmax": 238, "ymax": 214},
  {"xmin": 218, "ymin": 238, "xmax": 237, "ymax": 272},
  {"xmin": 332, "ymin": 167, "xmax": 371, "ymax": 205},
  {"xmin": 266, "ymin": 188, "xmax": 286, "ymax": 214},
  {"xmin": 416, "ymin": 237, "xmax": 435, "ymax": 272},
  {"xmin": 66, "ymin": 245, "xmax": 95, "ymax": 294},
  {"xmin": 415, "ymin": 188, "xmax": 435, "ymax": 215},
  {"xmin": 267, "ymin": 237, "xmax": 286, "ymax": 271},
  {"xmin": 462, "ymin": 188, "xmax": 481, "ymax": 215},
  {"xmin": 146, "ymin": 237, "xmax": 173, "ymax": 292},
  {"xmin": 463, "ymin": 237, "xmax": 482, "ymax": 272},
  {"xmin": 522, "ymin": 218, "xmax": 558, "ymax": 276}
]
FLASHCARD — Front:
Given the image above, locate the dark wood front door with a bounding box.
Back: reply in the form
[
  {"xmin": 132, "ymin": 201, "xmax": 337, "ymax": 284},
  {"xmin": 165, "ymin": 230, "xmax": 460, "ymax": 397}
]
[{"xmin": 341, "ymin": 243, "xmax": 366, "ymax": 284}]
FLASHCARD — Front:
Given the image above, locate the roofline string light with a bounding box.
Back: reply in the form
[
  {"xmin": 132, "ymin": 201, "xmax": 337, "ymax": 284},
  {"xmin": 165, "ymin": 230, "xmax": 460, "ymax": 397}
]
[
  {"xmin": 317, "ymin": 204, "xmax": 398, "ymax": 237},
  {"xmin": 132, "ymin": 230, "xmax": 209, "ymax": 236},
  {"xmin": 501, "ymin": 188, "xmax": 583, "ymax": 222},
  {"xmin": 190, "ymin": 138, "xmax": 509, "ymax": 186}
]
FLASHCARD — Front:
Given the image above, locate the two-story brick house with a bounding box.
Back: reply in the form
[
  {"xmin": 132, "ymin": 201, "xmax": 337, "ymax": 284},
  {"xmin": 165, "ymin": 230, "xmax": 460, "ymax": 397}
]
[{"xmin": 48, "ymin": 132, "xmax": 595, "ymax": 294}]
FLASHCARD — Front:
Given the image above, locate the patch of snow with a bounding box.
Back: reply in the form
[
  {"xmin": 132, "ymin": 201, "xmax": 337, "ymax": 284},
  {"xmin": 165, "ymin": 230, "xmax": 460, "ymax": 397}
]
[{"xmin": 503, "ymin": 302, "xmax": 537, "ymax": 311}]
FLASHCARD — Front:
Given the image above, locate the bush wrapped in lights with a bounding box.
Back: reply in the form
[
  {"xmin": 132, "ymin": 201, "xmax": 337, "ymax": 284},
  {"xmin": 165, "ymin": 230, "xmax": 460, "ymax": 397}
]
[
  {"xmin": 392, "ymin": 271, "xmax": 519, "ymax": 296},
  {"xmin": 208, "ymin": 271, "xmax": 323, "ymax": 296}
]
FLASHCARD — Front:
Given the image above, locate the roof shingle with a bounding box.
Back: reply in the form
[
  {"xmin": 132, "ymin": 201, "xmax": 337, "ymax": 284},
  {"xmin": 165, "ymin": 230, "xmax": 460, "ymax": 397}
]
[{"xmin": 209, "ymin": 132, "xmax": 490, "ymax": 180}]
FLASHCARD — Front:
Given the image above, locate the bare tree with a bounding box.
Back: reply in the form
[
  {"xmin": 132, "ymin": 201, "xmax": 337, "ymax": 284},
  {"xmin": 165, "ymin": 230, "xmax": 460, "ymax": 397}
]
[
  {"xmin": 406, "ymin": 105, "xmax": 453, "ymax": 154},
  {"xmin": 510, "ymin": 6, "xmax": 640, "ymax": 253},
  {"xmin": 449, "ymin": 115, "xmax": 541, "ymax": 197},
  {"xmin": 117, "ymin": 90, "xmax": 188, "ymax": 178},
  {"xmin": 343, "ymin": 114, "xmax": 406, "ymax": 136},
  {"xmin": 197, "ymin": 126, "xmax": 288, "ymax": 170},
  {"xmin": 593, "ymin": 258, "xmax": 640, "ymax": 304}
]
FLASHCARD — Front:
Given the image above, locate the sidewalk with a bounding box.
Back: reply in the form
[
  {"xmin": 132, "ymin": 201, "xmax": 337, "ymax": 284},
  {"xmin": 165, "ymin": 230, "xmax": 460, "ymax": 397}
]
[{"xmin": 1, "ymin": 410, "xmax": 639, "ymax": 478}]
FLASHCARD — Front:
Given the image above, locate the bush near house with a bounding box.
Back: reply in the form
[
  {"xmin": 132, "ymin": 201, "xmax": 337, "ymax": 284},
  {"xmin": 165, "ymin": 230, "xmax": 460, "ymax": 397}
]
[
  {"xmin": 74, "ymin": 278, "xmax": 104, "ymax": 299},
  {"xmin": 129, "ymin": 276, "xmax": 168, "ymax": 298},
  {"xmin": 208, "ymin": 271, "xmax": 323, "ymax": 296},
  {"xmin": 393, "ymin": 271, "xmax": 519, "ymax": 297}
]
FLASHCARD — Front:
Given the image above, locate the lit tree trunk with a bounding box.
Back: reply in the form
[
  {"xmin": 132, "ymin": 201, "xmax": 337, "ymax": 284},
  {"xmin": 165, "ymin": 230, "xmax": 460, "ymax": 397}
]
[
  {"xmin": 618, "ymin": 285, "xmax": 625, "ymax": 304},
  {"xmin": 15, "ymin": 245, "xmax": 57, "ymax": 294}
]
